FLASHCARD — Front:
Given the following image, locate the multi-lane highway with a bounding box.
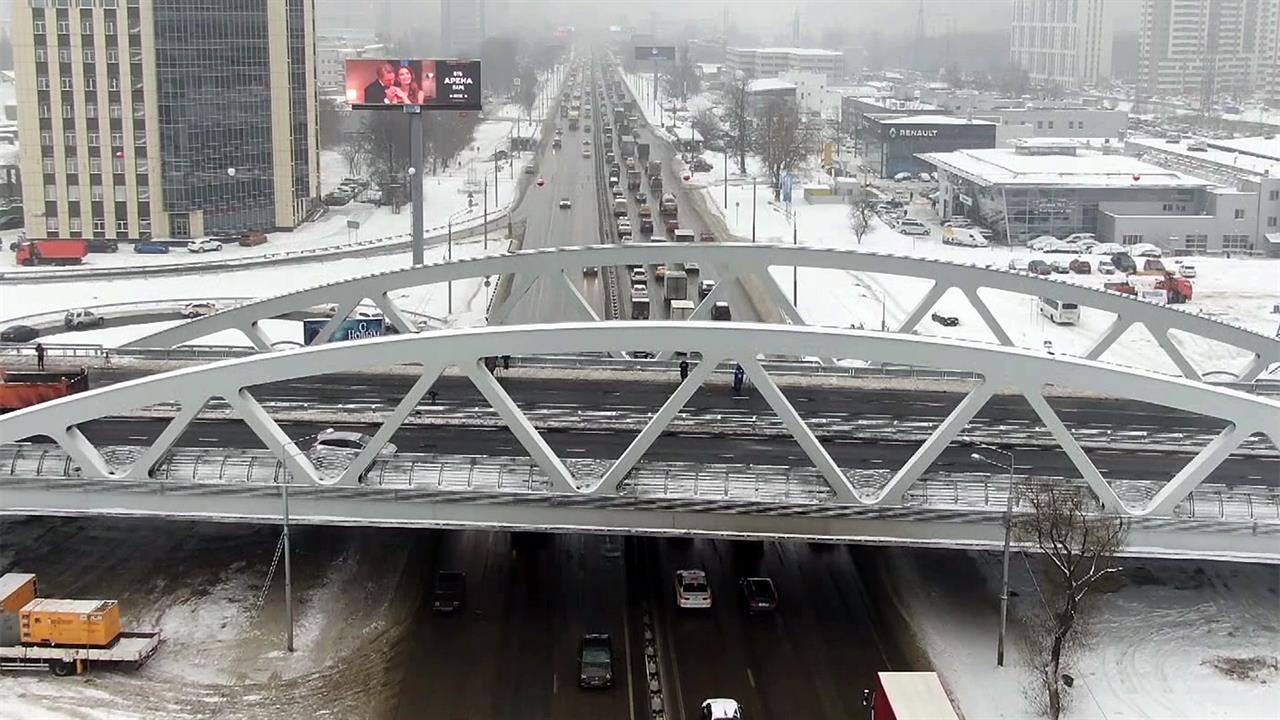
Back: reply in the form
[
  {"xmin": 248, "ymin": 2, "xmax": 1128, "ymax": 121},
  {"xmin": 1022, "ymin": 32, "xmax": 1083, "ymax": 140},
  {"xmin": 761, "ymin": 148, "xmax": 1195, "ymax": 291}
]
[{"xmin": 386, "ymin": 530, "xmax": 918, "ymax": 720}]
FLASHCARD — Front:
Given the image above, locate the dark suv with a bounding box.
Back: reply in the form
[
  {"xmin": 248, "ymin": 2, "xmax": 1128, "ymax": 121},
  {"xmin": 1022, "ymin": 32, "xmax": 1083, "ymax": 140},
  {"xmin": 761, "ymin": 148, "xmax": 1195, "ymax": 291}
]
[{"xmin": 578, "ymin": 634, "xmax": 614, "ymax": 688}]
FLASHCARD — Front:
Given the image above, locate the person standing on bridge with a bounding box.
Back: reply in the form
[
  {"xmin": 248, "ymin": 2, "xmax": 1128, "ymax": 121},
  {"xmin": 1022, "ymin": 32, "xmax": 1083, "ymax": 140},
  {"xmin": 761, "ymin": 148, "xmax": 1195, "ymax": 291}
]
[
  {"xmin": 34, "ymin": 342, "xmax": 46, "ymax": 370},
  {"xmin": 679, "ymin": 359, "xmax": 689, "ymax": 380}
]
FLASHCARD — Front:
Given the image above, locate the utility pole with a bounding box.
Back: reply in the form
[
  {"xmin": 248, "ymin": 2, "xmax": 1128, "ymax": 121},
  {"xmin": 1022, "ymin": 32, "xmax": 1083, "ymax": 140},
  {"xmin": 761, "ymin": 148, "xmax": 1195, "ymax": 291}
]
[
  {"xmin": 483, "ymin": 177, "xmax": 489, "ymax": 249},
  {"xmin": 751, "ymin": 175, "xmax": 757, "ymax": 243},
  {"xmin": 408, "ymin": 106, "xmax": 425, "ymax": 265}
]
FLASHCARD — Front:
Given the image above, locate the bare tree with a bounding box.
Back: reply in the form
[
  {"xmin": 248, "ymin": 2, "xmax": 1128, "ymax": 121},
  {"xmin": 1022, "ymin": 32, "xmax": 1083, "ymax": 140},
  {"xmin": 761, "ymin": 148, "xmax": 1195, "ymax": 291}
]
[
  {"xmin": 723, "ymin": 72, "xmax": 751, "ymax": 174},
  {"xmin": 753, "ymin": 99, "xmax": 817, "ymax": 201},
  {"xmin": 690, "ymin": 107, "xmax": 722, "ymax": 145},
  {"xmin": 847, "ymin": 189, "xmax": 874, "ymax": 244},
  {"xmin": 1015, "ymin": 485, "xmax": 1127, "ymax": 720},
  {"xmin": 339, "ymin": 136, "xmax": 369, "ymax": 177}
]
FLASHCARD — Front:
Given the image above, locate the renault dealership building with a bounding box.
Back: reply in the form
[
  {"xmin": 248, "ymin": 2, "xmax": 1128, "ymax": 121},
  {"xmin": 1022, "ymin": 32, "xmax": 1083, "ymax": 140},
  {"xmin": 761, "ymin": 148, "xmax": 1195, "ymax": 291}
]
[{"xmin": 861, "ymin": 115, "xmax": 997, "ymax": 178}]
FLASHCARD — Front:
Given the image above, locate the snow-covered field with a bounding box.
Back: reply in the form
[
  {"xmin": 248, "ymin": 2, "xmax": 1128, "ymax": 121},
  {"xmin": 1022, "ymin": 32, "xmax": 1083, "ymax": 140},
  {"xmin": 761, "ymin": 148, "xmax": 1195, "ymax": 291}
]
[
  {"xmin": 888, "ymin": 548, "xmax": 1280, "ymax": 719},
  {"xmin": 693, "ymin": 177, "xmax": 1280, "ymax": 378}
]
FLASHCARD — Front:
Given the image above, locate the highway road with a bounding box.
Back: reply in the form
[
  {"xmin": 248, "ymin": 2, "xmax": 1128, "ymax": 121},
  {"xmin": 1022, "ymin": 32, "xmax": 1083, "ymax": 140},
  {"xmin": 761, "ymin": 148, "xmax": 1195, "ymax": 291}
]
[
  {"xmin": 67, "ymin": 415, "xmax": 1276, "ymax": 485},
  {"xmin": 387, "ymin": 530, "xmax": 919, "ymax": 720}
]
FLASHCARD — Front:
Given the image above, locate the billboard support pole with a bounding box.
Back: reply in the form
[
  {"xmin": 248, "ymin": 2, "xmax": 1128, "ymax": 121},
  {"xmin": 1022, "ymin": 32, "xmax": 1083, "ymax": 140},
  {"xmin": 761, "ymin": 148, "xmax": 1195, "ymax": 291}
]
[{"xmin": 409, "ymin": 106, "xmax": 425, "ymax": 266}]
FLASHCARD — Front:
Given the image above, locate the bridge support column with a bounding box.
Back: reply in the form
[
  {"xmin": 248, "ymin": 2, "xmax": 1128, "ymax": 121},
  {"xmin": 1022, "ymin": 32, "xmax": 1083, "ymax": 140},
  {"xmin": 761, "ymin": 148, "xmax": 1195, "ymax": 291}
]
[
  {"xmin": 1147, "ymin": 423, "xmax": 1250, "ymax": 515},
  {"xmin": 1083, "ymin": 316, "xmax": 1133, "ymax": 361},
  {"xmin": 124, "ymin": 398, "xmax": 209, "ymax": 480},
  {"xmin": 962, "ymin": 287, "xmax": 1014, "ymax": 346},
  {"xmin": 879, "ymin": 380, "xmax": 994, "ymax": 504},
  {"xmin": 338, "ymin": 363, "xmax": 445, "ymax": 485},
  {"xmin": 897, "ymin": 282, "xmax": 950, "ymax": 334},
  {"xmin": 1150, "ymin": 326, "xmax": 1201, "ymax": 382},
  {"xmin": 229, "ymin": 389, "xmax": 322, "ymax": 485},
  {"xmin": 372, "ymin": 293, "xmax": 420, "ymax": 334},
  {"xmin": 466, "ymin": 362, "xmax": 579, "ymax": 494},
  {"xmin": 1022, "ymin": 389, "xmax": 1125, "ymax": 512}
]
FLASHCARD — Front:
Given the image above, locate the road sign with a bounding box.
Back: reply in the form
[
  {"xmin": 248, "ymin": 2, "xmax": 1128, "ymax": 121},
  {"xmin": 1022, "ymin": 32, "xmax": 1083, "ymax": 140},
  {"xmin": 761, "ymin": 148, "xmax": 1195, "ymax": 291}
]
[
  {"xmin": 347, "ymin": 220, "xmax": 360, "ymax": 230},
  {"xmin": 302, "ymin": 317, "xmax": 385, "ymax": 345},
  {"xmin": 634, "ymin": 46, "xmax": 676, "ymax": 61}
]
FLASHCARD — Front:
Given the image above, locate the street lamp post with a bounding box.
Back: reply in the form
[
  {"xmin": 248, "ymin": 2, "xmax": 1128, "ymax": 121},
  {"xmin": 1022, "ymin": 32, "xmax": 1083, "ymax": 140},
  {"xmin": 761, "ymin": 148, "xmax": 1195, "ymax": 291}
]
[
  {"xmin": 751, "ymin": 176, "xmax": 757, "ymax": 243},
  {"xmin": 971, "ymin": 448, "xmax": 1016, "ymax": 668},
  {"xmin": 483, "ymin": 177, "xmax": 489, "ymax": 250}
]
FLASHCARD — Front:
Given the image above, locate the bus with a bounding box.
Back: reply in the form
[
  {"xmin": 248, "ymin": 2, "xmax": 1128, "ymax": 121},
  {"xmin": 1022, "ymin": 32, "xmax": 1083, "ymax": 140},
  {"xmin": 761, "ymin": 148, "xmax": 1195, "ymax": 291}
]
[{"xmin": 1039, "ymin": 298, "xmax": 1080, "ymax": 325}]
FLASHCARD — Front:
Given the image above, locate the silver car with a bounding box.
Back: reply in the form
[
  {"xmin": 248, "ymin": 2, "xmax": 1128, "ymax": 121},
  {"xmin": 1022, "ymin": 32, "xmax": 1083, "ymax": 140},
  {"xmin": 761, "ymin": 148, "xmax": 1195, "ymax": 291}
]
[{"xmin": 310, "ymin": 429, "xmax": 398, "ymax": 456}]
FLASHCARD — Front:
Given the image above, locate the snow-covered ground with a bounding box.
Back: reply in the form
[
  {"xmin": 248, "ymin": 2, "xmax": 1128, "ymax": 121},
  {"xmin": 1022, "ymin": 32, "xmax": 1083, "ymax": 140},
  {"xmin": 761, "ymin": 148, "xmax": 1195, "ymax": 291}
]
[
  {"xmin": 888, "ymin": 548, "xmax": 1280, "ymax": 719},
  {"xmin": 692, "ymin": 175, "xmax": 1280, "ymax": 378},
  {"xmin": 4, "ymin": 112, "xmax": 525, "ymax": 274},
  {"xmin": 7, "ymin": 236, "xmax": 501, "ymax": 348}
]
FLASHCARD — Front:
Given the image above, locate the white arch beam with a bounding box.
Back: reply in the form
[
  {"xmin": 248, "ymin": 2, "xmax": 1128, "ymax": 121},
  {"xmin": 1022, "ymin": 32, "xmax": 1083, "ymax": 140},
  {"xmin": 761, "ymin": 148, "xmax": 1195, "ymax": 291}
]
[
  {"xmin": 122, "ymin": 244, "xmax": 1280, "ymax": 383},
  {"xmin": 7, "ymin": 323, "xmax": 1279, "ymax": 518}
]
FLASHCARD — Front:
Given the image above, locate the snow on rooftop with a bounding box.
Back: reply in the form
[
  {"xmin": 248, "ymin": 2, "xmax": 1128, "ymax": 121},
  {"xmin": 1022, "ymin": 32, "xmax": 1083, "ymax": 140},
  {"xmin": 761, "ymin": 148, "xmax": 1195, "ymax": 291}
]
[
  {"xmin": 921, "ymin": 147, "xmax": 1214, "ymax": 188},
  {"xmin": 884, "ymin": 115, "xmax": 996, "ymax": 126},
  {"xmin": 731, "ymin": 46, "xmax": 844, "ymax": 57},
  {"xmin": 26, "ymin": 598, "xmax": 115, "ymax": 614},
  {"xmin": 1129, "ymin": 136, "xmax": 1280, "ymax": 178},
  {"xmin": 746, "ymin": 78, "xmax": 797, "ymax": 93}
]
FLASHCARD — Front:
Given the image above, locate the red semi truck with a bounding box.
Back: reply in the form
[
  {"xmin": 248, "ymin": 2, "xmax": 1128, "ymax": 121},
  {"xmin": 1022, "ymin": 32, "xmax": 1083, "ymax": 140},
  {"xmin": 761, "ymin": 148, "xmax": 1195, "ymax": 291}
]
[
  {"xmin": 14, "ymin": 239, "xmax": 88, "ymax": 266},
  {"xmin": 863, "ymin": 672, "xmax": 959, "ymax": 720},
  {"xmin": 0, "ymin": 369, "xmax": 90, "ymax": 412}
]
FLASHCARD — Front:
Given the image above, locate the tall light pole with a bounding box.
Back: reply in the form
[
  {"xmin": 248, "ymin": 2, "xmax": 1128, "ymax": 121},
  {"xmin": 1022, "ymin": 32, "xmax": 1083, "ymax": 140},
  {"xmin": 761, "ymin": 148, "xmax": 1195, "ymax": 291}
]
[
  {"xmin": 751, "ymin": 176, "xmax": 757, "ymax": 243},
  {"xmin": 483, "ymin": 177, "xmax": 489, "ymax": 250},
  {"xmin": 971, "ymin": 448, "xmax": 1016, "ymax": 668}
]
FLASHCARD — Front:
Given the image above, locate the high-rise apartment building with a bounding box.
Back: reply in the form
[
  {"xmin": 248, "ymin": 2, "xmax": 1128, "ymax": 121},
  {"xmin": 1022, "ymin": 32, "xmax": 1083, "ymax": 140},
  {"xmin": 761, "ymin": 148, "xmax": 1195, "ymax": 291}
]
[
  {"xmin": 1010, "ymin": 0, "xmax": 1114, "ymax": 88},
  {"xmin": 13, "ymin": 0, "xmax": 319, "ymax": 240},
  {"xmin": 1138, "ymin": 0, "xmax": 1278, "ymax": 103},
  {"xmin": 441, "ymin": 0, "xmax": 485, "ymax": 57}
]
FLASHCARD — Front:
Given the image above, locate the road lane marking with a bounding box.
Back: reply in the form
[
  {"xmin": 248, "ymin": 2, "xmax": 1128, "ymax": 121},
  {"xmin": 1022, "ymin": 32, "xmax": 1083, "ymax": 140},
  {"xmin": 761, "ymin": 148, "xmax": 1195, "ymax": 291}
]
[
  {"xmin": 553, "ymin": 672, "xmax": 558, "ymax": 695},
  {"xmin": 746, "ymin": 667, "xmax": 756, "ymax": 688}
]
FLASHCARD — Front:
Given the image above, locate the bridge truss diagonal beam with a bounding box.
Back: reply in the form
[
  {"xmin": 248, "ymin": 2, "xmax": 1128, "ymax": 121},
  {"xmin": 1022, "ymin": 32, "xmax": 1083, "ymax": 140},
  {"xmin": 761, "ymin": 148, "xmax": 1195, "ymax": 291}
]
[
  {"xmin": 121, "ymin": 244, "xmax": 1280, "ymax": 383},
  {"xmin": 7, "ymin": 324, "xmax": 1280, "ymax": 520}
]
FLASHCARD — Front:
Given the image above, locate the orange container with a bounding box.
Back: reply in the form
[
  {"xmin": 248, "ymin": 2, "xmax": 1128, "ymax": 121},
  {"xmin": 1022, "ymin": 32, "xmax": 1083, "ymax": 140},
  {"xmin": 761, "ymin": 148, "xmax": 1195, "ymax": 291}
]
[
  {"xmin": 20, "ymin": 598, "xmax": 121, "ymax": 647},
  {"xmin": 0, "ymin": 573, "xmax": 38, "ymax": 614}
]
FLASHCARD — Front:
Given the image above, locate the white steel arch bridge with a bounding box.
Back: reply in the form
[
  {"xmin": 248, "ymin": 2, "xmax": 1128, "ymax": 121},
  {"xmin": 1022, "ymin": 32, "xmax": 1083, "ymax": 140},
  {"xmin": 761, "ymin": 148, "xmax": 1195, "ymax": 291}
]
[
  {"xmin": 4, "ymin": 323, "xmax": 1278, "ymax": 561},
  {"xmin": 120, "ymin": 244, "xmax": 1280, "ymax": 383}
]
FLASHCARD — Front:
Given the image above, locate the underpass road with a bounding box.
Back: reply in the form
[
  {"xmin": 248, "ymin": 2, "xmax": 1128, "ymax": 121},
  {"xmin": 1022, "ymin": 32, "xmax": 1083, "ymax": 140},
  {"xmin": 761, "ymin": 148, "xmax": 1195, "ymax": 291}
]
[{"xmin": 393, "ymin": 530, "xmax": 644, "ymax": 720}]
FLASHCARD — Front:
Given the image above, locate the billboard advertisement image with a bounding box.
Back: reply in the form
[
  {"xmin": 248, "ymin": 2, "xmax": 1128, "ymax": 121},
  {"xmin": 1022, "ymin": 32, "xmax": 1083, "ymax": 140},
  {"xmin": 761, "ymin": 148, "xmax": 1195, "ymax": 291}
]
[
  {"xmin": 345, "ymin": 59, "xmax": 482, "ymax": 110},
  {"xmin": 303, "ymin": 317, "xmax": 385, "ymax": 345}
]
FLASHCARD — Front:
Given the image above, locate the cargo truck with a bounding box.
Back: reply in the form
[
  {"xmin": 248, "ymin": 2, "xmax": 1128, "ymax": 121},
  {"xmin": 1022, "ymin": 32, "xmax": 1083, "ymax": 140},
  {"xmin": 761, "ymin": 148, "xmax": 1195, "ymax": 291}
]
[
  {"xmin": 620, "ymin": 135, "xmax": 636, "ymax": 157},
  {"xmin": 0, "ymin": 573, "xmax": 160, "ymax": 676},
  {"xmin": 638, "ymin": 143, "xmax": 651, "ymax": 164},
  {"xmin": 627, "ymin": 169, "xmax": 642, "ymax": 191},
  {"xmin": 664, "ymin": 270, "xmax": 688, "ymax": 302},
  {"xmin": 659, "ymin": 193, "xmax": 678, "ymax": 217},
  {"xmin": 14, "ymin": 239, "xmax": 88, "ymax": 266},
  {"xmin": 0, "ymin": 369, "xmax": 90, "ymax": 413},
  {"xmin": 669, "ymin": 299, "xmax": 695, "ymax": 320},
  {"xmin": 863, "ymin": 671, "xmax": 959, "ymax": 720},
  {"xmin": 630, "ymin": 296, "xmax": 650, "ymax": 320},
  {"xmin": 647, "ymin": 160, "xmax": 661, "ymax": 178}
]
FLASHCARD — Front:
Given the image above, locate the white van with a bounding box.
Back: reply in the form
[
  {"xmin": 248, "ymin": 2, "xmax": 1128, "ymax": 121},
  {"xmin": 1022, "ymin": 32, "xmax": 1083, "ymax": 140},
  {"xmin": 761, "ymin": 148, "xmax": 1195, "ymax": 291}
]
[
  {"xmin": 1039, "ymin": 298, "xmax": 1080, "ymax": 325},
  {"xmin": 672, "ymin": 229, "xmax": 696, "ymax": 243},
  {"xmin": 942, "ymin": 226, "xmax": 989, "ymax": 247}
]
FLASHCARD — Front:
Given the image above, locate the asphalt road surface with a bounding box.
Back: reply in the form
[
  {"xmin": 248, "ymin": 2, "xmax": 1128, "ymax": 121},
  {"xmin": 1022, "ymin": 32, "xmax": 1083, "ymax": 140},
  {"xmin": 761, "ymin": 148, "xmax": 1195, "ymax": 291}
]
[
  {"xmin": 388, "ymin": 531, "xmax": 920, "ymax": 720},
  {"xmin": 69, "ymin": 416, "xmax": 1277, "ymax": 485}
]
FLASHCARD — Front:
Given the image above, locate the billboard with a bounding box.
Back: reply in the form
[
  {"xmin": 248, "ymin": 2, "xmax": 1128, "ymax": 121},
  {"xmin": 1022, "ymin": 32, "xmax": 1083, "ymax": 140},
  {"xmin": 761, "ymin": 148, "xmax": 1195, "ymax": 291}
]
[
  {"xmin": 345, "ymin": 59, "xmax": 482, "ymax": 110},
  {"xmin": 303, "ymin": 317, "xmax": 385, "ymax": 345},
  {"xmin": 634, "ymin": 46, "xmax": 676, "ymax": 61}
]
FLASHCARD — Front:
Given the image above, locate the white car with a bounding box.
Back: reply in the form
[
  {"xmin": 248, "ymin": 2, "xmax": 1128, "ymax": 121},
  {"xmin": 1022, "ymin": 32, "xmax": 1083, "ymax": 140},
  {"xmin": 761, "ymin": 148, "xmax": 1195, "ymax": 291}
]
[
  {"xmin": 1177, "ymin": 262, "xmax": 1197, "ymax": 278},
  {"xmin": 1007, "ymin": 257, "xmax": 1031, "ymax": 272},
  {"xmin": 1091, "ymin": 242, "xmax": 1126, "ymax": 255},
  {"xmin": 559, "ymin": 197, "xmax": 572, "ymax": 209},
  {"xmin": 181, "ymin": 302, "xmax": 218, "ymax": 318},
  {"xmin": 1027, "ymin": 235, "xmax": 1058, "ymax": 251},
  {"xmin": 310, "ymin": 429, "xmax": 398, "ymax": 456},
  {"xmin": 631, "ymin": 283, "xmax": 648, "ymax": 298},
  {"xmin": 1063, "ymin": 232, "xmax": 1096, "ymax": 245},
  {"xmin": 701, "ymin": 698, "xmax": 742, "ymax": 720},
  {"xmin": 1131, "ymin": 242, "xmax": 1163, "ymax": 258},
  {"xmin": 896, "ymin": 219, "xmax": 929, "ymax": 236},
  {"xmin": 1098, "ymin": 260, "xmax": 1116, "ymax": 274},
  {"xmin": 186, "ymin": 239, "xmax": 223, "ymax": 253},
  {"xmin": 675, "ymin": 569, "xmax": 712, "ymax": 608}
]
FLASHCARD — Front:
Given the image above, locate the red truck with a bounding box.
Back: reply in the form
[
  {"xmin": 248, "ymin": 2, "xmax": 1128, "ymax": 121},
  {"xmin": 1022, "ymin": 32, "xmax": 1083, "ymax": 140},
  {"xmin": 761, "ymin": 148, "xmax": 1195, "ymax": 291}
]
[
  {"xmin": 1103, "ymin": 272, "xmax": 1193, "ymax": 304},
  {"xmin": 0, "ymin": 369, "xmax": 90, "ymax": 412},
  {"xmin": 863, "ymin": 672, "xmax": 959, "ymax": 720},
  {"xmin": 14, "ymin": 239, "xmax": 88, "ymax": 266}
]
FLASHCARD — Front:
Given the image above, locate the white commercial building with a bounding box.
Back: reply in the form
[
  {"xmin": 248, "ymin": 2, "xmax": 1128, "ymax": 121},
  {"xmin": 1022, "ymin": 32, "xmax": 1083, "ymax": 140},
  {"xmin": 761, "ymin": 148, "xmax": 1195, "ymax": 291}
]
[
  {"xmin": 1010, "ymin": 0, "xmax": 1114, "ymax": 88},
  {"xmin": 725, "ymin": 47, "xmax": 844, "ymax": 82},
  {"xmin": 1138, "ymin": 0, "xmax": 1279, "ymax": 103},
  {"xmin": 316, "ymin": 34, "xmax": 382, "ymax": 91},
  {"xmin": 1128, "ymin": 135, "xmax": 1280, "ymax": 254},
  {"xmin": 777, "ymin": 72, "xmax": 831, "ymax": 117},
  {"xmin": 920, "ymin": 139, "xmax": 1262, "ymax": 254}
]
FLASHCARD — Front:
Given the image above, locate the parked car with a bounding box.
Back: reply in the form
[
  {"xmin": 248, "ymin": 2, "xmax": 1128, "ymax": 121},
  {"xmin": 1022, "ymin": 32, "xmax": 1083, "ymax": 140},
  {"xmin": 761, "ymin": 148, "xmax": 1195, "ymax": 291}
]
[
  {"xmin": 1027, "ymin": 259, "xmax": 1052, "ymax": 276},
  {"xmin": 931, "ymin": 312, "xmax": 960, "ymax": 327},
  {"xmin": 893, "ymin": 171, "xmax": 913, "ymax": 181},
  {"xmin": 181, "ymin": 302, "xmax": 218, "ymax": 319},
  {"xmin": 675, "ymin": 570, "xmax": 712, "ymax": 608},
  {"xmin": 578, "ymin": 634, "xmax": 614, "ymax": 689},
  {"xmin": 1050, "ymin": 259, "xmax": 1071, "ymax": 273},
  {"xmin": 1131, "ymin": 242, "xmax": 1163, "ymax": 258},
  {"xmin": 239, "ymin": 232, "xmax": 268, "ymax": 247},
  {"xmin": 1091, "ymin": 242, "xmax": 1126, "ymax": 255},
  {"xmin": 86, "ymin": 238, "xmax": 120, "ymax": 253},
  {"xmin": 1098, "ymin": 259, "xmax": 1116, "ymax": 275},
  {"xmin": 64, "ymin": 309, "xmax": 104, "ymax": 330},
  {"xmin": 1177, "ymin": 262, "xmax": 1197, "ymax": 278},
  {"xmin": 0, "ymin": 324, "xmax": 38, "ymax": 343},
  {"xmin": 1027, "ymin": 235, "xmax": 1058, "ymax": 251},
  {"xmin": 896, "ymin": 218, "xmax": 929, "ymax": 236},
  {"xmin": 431, "ymin": 570, "xmax": 466, "ymax": 612},
  {"xmin": 740, "ymin": 577, "xmax": 778, "ymax": 613},
  {"xmin": 322, "ymin": 191, "xmax": 352, "ymax": 206},
  {"xmin": 311, "ymin": 428, "xmax": 398, "ymax": 456},
  {"xmin": 690, "ymin": 157, "xmax": 713, "ymax": 172},
  {"xmin": 1007, "ymin": 257, "xmax": 1030, "ymax": 272},
  {"xmin": 133, "ymin": 240, "xmax": 170, "ymax": 254},
  {"xmin": 185, "ymin": 238, "xmax": 223, "ymax": 253},
  {"xmin": 1063, "ymin": 232, "xmax": 1096, "ymax": 245},
  {"xmin": 1068, "ymin": 258, "xmax": 1092, "ymax": 274}
]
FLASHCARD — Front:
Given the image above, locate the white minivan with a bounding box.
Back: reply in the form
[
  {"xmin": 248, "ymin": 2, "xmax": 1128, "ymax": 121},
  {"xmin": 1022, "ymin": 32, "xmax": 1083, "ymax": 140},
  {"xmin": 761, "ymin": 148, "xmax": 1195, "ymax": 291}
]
[
  {"xmin": 1039, "ymin": 298, "xmax": 1080, "ymax": 325},
  {"xmin": 942, "ymin": 226, "xmax": 989, "ymax": 247}
]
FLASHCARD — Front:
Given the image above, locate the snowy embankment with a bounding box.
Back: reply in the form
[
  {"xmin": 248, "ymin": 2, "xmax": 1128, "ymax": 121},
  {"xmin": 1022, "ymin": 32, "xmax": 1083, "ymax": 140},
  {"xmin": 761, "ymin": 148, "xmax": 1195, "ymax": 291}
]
[{"xmin": 887, "ymin": 548, "xmax": 1280, "ymax": 719}]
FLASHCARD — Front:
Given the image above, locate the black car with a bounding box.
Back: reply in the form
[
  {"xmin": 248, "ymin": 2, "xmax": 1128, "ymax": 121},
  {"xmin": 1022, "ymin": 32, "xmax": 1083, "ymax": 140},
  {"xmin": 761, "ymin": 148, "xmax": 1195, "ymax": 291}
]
[
  {"xmin": 86, "ymin": 238, "xmax": 119, "ymax": 253},
  {"xmin": 1027, "ymin": 259, "xmax": 1052, "ymax": 276},
  {"xmin": 1, "ymin": 324, "xmax": 39, "ymax": 343},
  {"xmin": 931, "ymin": 312, "xmax": 960, "ymax": 327},
  {"xmin": 431, "ymin": 570, "xmax": 466, "ymax": 613},
  {"xmin": 740, "ymin": 577, "xmax": 778, "ymax": 613},
  {"xmin": 578, "ymin": 634, "xmax": 614, "ymax": 688},
  {"xmin": 0, "ymin": 214, "xmax": 23, "ymax": 230}
]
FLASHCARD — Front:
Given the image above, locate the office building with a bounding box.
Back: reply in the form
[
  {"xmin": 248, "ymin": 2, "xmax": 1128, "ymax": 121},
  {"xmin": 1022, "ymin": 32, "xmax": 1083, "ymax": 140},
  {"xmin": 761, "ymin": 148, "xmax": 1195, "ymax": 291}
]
[
  {"xmin": 724, "ymin": 47, "xmax": 844, "ymax": 82},
  {"xmin": 13, "ymin": 0, "xmax": 320, "ymax": 240},
  {"xmin": 1010, "ymin": 0, "xmax": 1114, "ymax": 87},
  {"xmin": 441, "ymin": 0, "xmax": 485, "ymax": 57},
  {"xmin": 1138, "ymin": 0, "xmax": 1278, "ymax": 103},
  {"xmin": 920, "ymin": 139, "xmax": 1260, "ymax": 253}
]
